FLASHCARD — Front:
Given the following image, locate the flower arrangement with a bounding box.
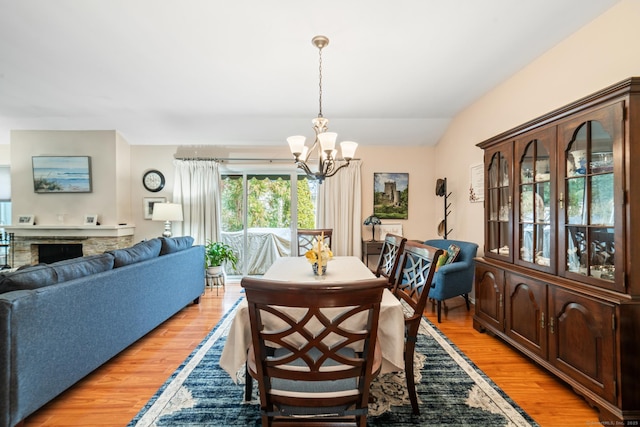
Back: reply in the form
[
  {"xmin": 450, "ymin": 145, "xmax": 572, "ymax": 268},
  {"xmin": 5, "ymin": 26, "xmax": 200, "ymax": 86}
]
[{"xmin": 304, "ymin": 236, "xmax": 333, "ymax": 275}]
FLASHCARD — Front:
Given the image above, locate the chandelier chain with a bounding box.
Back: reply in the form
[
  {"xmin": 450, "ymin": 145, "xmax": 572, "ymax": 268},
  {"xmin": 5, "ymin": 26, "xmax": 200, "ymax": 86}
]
[{"xmin": 318, "ymin": 45, "xmax": 323, "ymax": 118}]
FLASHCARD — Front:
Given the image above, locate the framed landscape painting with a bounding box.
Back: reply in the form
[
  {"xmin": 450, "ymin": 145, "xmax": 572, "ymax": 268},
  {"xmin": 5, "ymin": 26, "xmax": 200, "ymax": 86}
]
[
  {"xmin": 32, "ymin": 156, "xmax": 92, "ymax": 193},
  {"xmin": 373, "ymin": 172, "xmax": 409, "ymax": 219}
]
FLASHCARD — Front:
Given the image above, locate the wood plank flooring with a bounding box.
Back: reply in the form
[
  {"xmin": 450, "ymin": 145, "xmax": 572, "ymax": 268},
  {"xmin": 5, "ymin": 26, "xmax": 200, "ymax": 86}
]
[{"xmin": 23, "ymin": 282, "xmax": 600, "ymax": 426}]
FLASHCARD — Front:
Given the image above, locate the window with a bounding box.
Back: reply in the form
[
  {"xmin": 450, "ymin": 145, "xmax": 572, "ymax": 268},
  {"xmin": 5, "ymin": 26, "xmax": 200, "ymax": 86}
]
[{"xmin": 220, "ymin": 173, "xmax": 319, "ymax": 275}]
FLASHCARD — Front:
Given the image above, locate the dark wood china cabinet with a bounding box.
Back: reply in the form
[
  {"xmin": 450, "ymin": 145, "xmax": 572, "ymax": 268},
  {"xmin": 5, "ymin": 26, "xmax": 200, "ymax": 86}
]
[{"xmin": 474, "ymin": 78, "xmax": 640, "ymax": 423}]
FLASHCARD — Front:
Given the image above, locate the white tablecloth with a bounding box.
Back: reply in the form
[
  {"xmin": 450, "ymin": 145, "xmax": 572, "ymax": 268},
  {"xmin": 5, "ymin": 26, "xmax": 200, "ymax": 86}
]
[{"xmin": 219, "ymin": 256, "xmax": 406, "ymax": 381}]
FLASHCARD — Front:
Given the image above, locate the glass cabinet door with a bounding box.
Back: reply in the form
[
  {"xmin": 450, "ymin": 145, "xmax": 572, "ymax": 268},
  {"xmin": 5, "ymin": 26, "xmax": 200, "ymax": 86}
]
[
  {"xmin": 557, "ymin": 103, "xmax": 623, "ymax": 292},
  {"xmin": 514, "ymin": 128, "xmax": 555, "ymax": 273},
  {"xmin": 485, "ymin": 143, "xmax": 513, "ymax": 262}
]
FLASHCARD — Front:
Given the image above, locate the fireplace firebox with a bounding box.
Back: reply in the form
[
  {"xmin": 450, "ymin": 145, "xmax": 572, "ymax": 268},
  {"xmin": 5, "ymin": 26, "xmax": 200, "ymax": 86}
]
[{"xmin": 38, "ymin": 244, "xmax": 83, "ymax": 264}]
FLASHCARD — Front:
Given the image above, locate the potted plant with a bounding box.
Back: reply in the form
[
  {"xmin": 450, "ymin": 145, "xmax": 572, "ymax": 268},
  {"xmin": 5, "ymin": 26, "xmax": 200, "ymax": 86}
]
[{"xmin": 204, "ymin": 240, "xmax": 238, "ymax": 275}]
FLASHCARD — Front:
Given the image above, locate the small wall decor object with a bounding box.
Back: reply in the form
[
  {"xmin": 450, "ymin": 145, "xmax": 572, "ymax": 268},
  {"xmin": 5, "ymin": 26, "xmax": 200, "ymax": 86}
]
[
  {"xmin": 143, "ymin": 197, "xmax": 166, "ymax": 220},
  {"xmin": 142, "ymin": 169, "xmax": 165, "ymax": 192},
  {"xmin": 469, "ymin": 163, "xmax": 484, "ymax": 202},
  {"xmin": 373, "ymin": 172, "xmax": 409, "ymax": 219},
  {"xmin": 17, "ymin": 215, "xmax": 35, "ymax": 225},
  {"xmin": 83, "ymin": 214, "xmax": 98, "ymax": 225},
  {"xmin": 378, "ymin": 223, "xmax": 403, "ymax": 241},
  {"xmin": 32, "ymin": 156, "xmax": 92, "ymax": 193}
]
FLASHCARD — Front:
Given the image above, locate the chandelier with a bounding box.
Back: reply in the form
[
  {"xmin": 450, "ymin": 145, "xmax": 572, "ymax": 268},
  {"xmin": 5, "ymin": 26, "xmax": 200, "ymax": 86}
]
[{"xmin": 287, "ymin": 35, "xmax": 358, "ymax": 183}]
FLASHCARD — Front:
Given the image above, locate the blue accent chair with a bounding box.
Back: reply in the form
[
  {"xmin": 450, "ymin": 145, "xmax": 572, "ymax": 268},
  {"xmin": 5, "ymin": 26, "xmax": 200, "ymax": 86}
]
[{"xmin": 423, "ymin": 239, "xmax": 479, "ymax": 323}]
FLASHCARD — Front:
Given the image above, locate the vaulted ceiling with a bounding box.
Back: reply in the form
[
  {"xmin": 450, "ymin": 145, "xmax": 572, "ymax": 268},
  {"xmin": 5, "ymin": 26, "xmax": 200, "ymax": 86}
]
[{"xmin": 0, "ymin": 0, "xmax": 620, "ymax": 147}]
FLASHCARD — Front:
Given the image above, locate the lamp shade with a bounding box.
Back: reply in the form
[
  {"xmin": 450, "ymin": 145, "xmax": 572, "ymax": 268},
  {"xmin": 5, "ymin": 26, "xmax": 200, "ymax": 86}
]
[
  {"xmin": 152, "ymin": 203, "xmax": 183, "ymax": 221},
  {"xmin": 363, "ymin": 215, "xmax": 381, "ymax": 226}
]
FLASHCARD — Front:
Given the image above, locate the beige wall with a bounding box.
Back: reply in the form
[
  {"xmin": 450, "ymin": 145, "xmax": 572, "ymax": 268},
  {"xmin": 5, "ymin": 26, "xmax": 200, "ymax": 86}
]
[
  {"xmin": 434, "ymin": 0, "xmax": 640, "ymax": 254},
  {"xmin": 10, "ymin": 130, "xmax": 132, "ymax": 226},
  {"xmin": 130, "ymin": 144, "xmax": 438, "ymax": 243}
]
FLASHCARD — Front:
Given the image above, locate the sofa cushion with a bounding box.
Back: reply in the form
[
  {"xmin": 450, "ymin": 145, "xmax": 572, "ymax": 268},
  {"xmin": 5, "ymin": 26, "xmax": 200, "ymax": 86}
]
[
  {"xmin": 109, "ymin": 239, "xmax": 162, "ymax": 268},
  {"xmin": 160, "ymin": 236, "xmax": 194, "ymax": 255},
  {"xmin": 0, "ymin": 264, "xmax": 58, "ymax": 293},
  {"xmin": 50, "ymin": 253, "xmax": 115, "ymax": 282}
]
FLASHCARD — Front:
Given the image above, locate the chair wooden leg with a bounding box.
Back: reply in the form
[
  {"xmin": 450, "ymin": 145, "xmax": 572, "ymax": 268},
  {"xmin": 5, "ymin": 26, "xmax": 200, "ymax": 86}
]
[
  {"xmin": 405, "ymin": 341, "xmax": 420, "ymax": 415},
  {"xmin": 464, "ymin": 293, "xmax": 470, "ymax": 311},
  {"xmin": 437, "ymin": 300, "xmax": 442, "ymax": 323},
  {"xmin": 244, "ymin": 363, "xmax": 252, "ymax": 401}
]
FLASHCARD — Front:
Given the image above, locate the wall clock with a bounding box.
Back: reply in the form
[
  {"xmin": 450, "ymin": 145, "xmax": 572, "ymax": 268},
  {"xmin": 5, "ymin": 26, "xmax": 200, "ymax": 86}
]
[{"xmin": 142, "ymin": 169, "xmax": 165, "ymax": 192}]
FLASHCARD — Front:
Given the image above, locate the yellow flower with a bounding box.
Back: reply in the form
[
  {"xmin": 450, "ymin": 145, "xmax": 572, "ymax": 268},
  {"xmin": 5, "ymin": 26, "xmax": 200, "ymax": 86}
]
[{"xmin": 304, "ymin": 238, "xmax": 333, "ymax": 264}]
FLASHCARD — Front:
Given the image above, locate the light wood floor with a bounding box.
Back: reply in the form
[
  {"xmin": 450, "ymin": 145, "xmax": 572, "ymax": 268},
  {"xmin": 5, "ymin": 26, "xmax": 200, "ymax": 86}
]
[{"xmin": 23, "ymin": 282, "xmax": 601, "ymax": 427}]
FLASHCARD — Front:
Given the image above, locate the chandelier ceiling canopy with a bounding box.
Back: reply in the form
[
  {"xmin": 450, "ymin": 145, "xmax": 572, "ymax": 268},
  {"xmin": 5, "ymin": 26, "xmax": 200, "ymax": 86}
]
[{"xmin": 287, "ymin": 35, "xmax": 358, "ymax": 183}]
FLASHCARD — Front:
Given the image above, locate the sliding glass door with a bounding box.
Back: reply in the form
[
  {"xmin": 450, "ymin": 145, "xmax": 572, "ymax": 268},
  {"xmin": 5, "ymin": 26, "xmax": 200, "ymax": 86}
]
[{"xmin": 220, "ymin": 173, "xmax": 318, "ymax": 276}]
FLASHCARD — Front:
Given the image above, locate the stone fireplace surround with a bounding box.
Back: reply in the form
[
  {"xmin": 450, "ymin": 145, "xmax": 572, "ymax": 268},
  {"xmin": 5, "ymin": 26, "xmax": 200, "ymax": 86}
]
[{"xmin": 6, "ymin": 225, "xmax": 135, "ymax": 267}]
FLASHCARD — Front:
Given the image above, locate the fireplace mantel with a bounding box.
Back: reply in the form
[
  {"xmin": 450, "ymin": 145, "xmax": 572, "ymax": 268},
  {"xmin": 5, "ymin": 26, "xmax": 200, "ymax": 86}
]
[
  {"xmin": 6, "ymin": 225, "xmax": 136, "ymax": 266},
  {"xmin": 6, "ymin": 225, "xmax": 135, "ymax": 238}
]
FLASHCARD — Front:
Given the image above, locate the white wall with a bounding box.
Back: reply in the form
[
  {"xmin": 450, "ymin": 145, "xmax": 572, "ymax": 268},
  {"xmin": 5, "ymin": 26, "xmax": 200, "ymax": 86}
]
[{"xmin": 434, "ymin": 0, "xmax": 640, "ymax": 254}]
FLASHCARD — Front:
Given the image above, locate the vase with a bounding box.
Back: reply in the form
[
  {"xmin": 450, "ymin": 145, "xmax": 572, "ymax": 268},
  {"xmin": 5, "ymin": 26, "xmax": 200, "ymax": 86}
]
[{"xmin": 312, "ymin": 263, "xmax": 327, "ymax": 276}]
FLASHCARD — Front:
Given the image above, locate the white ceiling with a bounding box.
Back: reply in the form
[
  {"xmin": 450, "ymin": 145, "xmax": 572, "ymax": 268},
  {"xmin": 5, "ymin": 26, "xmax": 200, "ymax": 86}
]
[{"xmin": 0, "ymin": 0, "xmax": 620, "ymax": 147}]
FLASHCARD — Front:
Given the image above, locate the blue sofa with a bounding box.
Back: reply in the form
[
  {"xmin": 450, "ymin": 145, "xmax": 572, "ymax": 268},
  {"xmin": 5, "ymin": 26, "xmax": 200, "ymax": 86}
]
[
  {"xmin": 423, "ymin": 239, "xmax": 479, "ymax": 322},
  {"xmin": 0, "ymin": 237, "xmax": 205, "ymax": 427}
]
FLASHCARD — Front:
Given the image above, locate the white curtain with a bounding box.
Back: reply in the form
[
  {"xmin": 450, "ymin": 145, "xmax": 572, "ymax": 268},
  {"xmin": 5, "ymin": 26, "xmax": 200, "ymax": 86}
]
[
  {"xmin": 317, "ymin": 160, "xmax": 362, "ymax": 257},
  {"xmin": 172, "ymin": 160, "xmax": 221, "ymax": 245}
]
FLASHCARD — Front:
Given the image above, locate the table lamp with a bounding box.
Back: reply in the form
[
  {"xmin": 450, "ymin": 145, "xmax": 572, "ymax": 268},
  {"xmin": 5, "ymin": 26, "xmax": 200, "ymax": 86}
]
[
  {"xmin": 152, "ymin": 203, "xmax": 183, "ymax": 237},
  {"xmin": 363, "ymin": 215, "xmax": 382, "ymax": 241}
]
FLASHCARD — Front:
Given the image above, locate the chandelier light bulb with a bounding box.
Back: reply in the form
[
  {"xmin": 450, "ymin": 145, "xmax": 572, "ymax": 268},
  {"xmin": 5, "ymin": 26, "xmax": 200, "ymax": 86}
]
[
  {"xmin": 340, "ymin": 141, "xmax": 358, "ymax": 160},
  {"xmin": 318, "ymin": 132, "xmax": 337, "ymax": 153},
  {"xmin": 287, "ymin": 135, "xmax": 306, "ymax": 157}
]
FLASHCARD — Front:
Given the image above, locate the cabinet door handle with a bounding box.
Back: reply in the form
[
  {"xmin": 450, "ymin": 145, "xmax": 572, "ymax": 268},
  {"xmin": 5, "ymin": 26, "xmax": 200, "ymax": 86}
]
[
  {"xmin": 499, "ymin": 293, "xmax": 503, "ymax": 308},
  {"xmin": 558, "ymin": 192, "xmax": 564, "ymax": 210},
  {"xmin": 540, "ymin": 312, "xmax": 545, "ymax": 329},
  {"xmin": 549, "ymin": 317, "xmax": 555, "ymax": 334}
]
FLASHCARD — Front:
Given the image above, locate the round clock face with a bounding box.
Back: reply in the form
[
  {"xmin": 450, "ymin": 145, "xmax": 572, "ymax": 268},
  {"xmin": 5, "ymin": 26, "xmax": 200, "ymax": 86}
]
[{"xmin": 143, "ymin": 170, "xmax": 165, "ymax": 192}]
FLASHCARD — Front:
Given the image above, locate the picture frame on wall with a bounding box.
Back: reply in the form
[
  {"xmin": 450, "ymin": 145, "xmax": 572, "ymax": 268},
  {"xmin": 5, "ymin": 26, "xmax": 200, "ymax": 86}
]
[
  {"xmin": 83, "ymin": 214, "xmax": 98, "ymax": 225},
  {"xmin": 144, "ymin": 197, "xmax": 166, "ymax": 220},
  {"xmin": 373, "ymin": 172, "xmax": 409, "ymax": 219},
  {"xmin": 32, "ymin": 156, "xmax": 92, "ymax": 193},
  {"xmin": 377, "ymin": 223, "xmax": 403, "ymax": 241},
  {"xmin": 17, "ymin": 214, "xmax": 35, "ymax": 225}
]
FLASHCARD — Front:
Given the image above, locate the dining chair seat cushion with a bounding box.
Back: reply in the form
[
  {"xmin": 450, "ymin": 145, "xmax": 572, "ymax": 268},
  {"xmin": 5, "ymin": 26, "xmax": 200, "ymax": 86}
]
[{"xmin": 248, "ymin": 342, "xmax": 382, "ymax": 416}]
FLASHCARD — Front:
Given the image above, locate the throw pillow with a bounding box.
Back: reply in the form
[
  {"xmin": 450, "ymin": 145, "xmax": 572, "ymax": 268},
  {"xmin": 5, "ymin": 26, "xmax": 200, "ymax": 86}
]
[
  {"xmin": 160, "ymin": 236, "xmax": 195, "ymax": 255},
  {"xmin": 108, "ymin": 238, "xmax": 162, "ymax": 268},
  {"xmin": 0, "ymin": 264, "xmax": 58, "ymax": 294},
  {"xmin": 435, "ymin": 252, "xmax": 448, "ymax": 271},
  {"xmin": 50, "ymin": 253, "xmax": 115, "ymax": 282},
  {"xmin": 445, "ymin": 244, "xmax": 460, "ymax": 265}
]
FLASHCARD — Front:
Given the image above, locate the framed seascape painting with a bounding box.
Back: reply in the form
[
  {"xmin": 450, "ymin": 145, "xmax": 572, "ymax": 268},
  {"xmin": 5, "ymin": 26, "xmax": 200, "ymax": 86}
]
[
  {"xmin": 373, "ymin": 172, "xmax": 409, "ymax": 219},
  {"xmin": 32, "ymin": 156, "xmax": 92, "ymax": 193}
]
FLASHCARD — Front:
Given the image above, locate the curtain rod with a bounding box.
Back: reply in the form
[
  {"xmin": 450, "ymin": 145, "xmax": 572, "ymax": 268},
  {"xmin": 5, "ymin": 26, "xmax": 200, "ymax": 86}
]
[
  {"xmin": 173, "ymin": 157, "xmax": 360, "ymax": 162},
  {"xmin": 173, "ymin": 157, "xmax": 293, "ymax": 162}
]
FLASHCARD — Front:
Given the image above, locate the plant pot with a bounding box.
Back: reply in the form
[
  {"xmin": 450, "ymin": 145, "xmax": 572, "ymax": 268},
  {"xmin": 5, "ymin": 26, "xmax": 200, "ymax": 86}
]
[{"xmin": 207, "ymin": 266, "xmax": 223, "ymax": 276}]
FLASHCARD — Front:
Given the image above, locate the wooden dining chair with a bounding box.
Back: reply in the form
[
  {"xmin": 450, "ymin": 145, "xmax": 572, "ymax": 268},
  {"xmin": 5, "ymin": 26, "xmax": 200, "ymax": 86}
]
[
  {"xmin": 297, "ymin": 228, "xmax": 333, "ymax": 256},
  {"xmin": 242, "ymin": 276, "xmax": 387, "ymax": 427},
  {"xmin": 391, "ymin": 241, "xmax": 444, "ymax": 415},
  {"xmin": 374, "ymin": 233, "xmax": 407, "ymax": 288}
]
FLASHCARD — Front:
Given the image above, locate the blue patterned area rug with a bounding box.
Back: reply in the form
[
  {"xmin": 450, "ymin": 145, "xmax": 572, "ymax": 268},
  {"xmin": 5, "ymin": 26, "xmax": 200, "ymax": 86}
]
[{"xmin": 128, "ymin": 298, "xmax": 538, "ymax": 426}]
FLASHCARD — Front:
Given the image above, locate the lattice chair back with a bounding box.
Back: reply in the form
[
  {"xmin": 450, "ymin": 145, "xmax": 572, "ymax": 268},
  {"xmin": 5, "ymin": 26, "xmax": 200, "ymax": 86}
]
[
  {"xmin": 374, "ymin": 233, "xmax": 407, "ymax": 287},
  {"xmin": 297, "ymin": 228, "xmax": 333, "ymax": 256},
  {"xmin": 242, "ymin": 276, "xmax": 387, "ymax": 427},
  {"xmin": 391, "ymin": 241, "xmax": 443, "ymax": 415}
]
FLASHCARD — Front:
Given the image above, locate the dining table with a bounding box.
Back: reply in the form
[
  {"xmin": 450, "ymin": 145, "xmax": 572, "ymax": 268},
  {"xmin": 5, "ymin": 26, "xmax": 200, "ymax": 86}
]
[{"xmin": 218, "ymin": 256, "xmax": 406, "ymax": 382}]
